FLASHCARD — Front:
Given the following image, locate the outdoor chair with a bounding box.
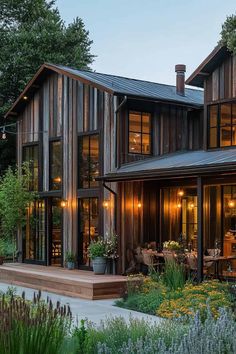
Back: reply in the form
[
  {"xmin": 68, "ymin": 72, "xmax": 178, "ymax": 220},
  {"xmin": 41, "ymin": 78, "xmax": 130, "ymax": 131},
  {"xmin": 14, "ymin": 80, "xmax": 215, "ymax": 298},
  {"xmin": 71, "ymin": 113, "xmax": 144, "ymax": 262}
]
[
  {"xmin": 162, "ymin": 250, "xmax": 176, "ymax": 263},
  {"xmin": 142, "ymin": 252, "xmax": 159, "ymax": 272},
  {"xmin": 186, "ymin": 253, "xmax": 213, "ymax": 280}
]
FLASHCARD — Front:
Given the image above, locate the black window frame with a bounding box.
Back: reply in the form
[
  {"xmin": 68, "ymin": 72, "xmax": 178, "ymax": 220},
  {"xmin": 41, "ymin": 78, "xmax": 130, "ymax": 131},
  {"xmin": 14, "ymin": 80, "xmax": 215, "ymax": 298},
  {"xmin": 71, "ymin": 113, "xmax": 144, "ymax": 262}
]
[
  {"xmin": 22, "ymin": 143, "xmax": 39, "ymax": 191},
  {"xmin": 78, "ymin": 133, "xmax": 100, "ymax": 189},
  {"xmin": 49, "ymin": 139, "xmax": 62, "ymax": 191},
  {"xmin": 128, "ymin": 111, "xmax": 152, "ymax": 155},
  {"xmin": 208, "ymin": 102, "xmax": 236, "ymax": 149}
]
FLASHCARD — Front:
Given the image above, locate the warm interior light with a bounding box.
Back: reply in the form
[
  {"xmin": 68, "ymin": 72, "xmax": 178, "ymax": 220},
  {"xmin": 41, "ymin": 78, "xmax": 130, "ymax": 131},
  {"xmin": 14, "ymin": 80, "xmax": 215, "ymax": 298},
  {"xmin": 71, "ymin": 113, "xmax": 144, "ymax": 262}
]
[
  {"xmin": 178, "ymin": 190, "xmax": 184, "ymax": 197},
  {"xmin": 103, "ymin": 200, "xmax": 109, "ymax": 209},
  {"xmin": 177, "ymin": 202, "xmax": 182, "ymax": 209},
  {"xmin": 53, "ymin": 177, "xmax": 61, "ymax": 183},
  {"xmin": 60, "ymin": 200, "xmax": 67, "ymax": 208},
  {"xmin": 228, "ymin": 200, "xmax": 235, "ymax": 208},
  {"xmin": 137, "ymin": 202, "xmax": 142, "ymax": 208},
  {"xmin": 188, "ymin": 202, "xmax": 195, "ymax": 209}
]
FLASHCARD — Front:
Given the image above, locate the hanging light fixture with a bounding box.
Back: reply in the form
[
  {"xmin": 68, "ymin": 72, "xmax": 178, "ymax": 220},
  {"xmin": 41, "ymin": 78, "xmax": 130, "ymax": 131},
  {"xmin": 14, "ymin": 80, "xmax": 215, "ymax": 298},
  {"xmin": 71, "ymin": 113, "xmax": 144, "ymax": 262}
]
[
  {"xmin": 1, "ymin": 127, "xmax": 7, "ymax": 140},
  {"xmin": 228, "ymin": 200, "xmax": 235, "ymax": 208}
]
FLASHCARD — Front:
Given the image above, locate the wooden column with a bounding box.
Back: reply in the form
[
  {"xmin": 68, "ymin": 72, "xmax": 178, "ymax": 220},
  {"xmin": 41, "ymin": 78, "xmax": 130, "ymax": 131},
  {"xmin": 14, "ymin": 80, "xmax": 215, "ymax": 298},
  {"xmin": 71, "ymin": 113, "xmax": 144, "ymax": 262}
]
[{"xmin": 197, "ymin": 176, "xmax": 204, "ymax": 282}]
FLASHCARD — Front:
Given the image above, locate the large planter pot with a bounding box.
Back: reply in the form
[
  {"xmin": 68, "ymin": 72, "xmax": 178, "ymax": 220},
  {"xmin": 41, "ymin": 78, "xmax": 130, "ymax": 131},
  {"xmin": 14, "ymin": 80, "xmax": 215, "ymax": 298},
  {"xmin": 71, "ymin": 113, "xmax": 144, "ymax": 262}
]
[
  {"xmin": 0, "ymin": 256, "xmax": 4, "ymax": 265},
  {"xmin": 92, "ymin": 257, "xmax": 107, "ymax": 275},
  {"xmin": 67, "ymin": 262, "xmax": 75, "ymax": 270}
]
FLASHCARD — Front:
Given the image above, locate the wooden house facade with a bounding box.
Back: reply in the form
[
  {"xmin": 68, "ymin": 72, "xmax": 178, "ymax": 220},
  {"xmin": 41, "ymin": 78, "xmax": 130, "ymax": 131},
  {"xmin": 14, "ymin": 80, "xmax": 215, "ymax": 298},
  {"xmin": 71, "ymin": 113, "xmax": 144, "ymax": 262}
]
[{"xmin": 6, "ymin": 47, "xmax": 236, "ymax": 278}]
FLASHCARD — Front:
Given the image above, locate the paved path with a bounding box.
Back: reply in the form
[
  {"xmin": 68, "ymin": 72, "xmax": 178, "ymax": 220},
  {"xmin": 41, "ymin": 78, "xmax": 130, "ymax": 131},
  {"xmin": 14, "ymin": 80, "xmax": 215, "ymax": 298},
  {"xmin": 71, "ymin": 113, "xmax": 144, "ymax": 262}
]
[{"xmin": 0, "ymin": 282, "xmax": 161, "ymax": 326}]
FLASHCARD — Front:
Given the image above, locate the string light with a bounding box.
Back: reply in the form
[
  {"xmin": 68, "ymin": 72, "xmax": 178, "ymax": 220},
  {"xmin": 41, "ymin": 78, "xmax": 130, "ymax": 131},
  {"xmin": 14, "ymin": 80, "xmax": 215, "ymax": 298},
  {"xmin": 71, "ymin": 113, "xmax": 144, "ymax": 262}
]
[{"xmin": 0, "ymin": 122, "xmax": 48, "ymax": 140}]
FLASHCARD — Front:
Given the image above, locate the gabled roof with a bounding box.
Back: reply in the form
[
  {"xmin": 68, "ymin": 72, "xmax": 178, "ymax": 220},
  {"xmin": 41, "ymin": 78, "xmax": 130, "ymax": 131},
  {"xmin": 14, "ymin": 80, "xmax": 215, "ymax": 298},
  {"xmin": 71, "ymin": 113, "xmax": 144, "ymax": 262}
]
[
  {"xmin": 6, "ymin": 63, "xmax": 203, "ymax": 117},
  {"xmin": 186, "ymin": 45, "xmax": 230, "ymax": 88},
  {"xmin": 100, "ymin": 149, "xmax": 236, "ymax": 181}
]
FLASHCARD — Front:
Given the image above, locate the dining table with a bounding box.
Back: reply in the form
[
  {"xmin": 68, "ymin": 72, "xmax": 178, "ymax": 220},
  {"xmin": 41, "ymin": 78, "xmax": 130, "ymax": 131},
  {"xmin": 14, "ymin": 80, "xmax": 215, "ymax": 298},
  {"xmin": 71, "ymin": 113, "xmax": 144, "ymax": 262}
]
[{"xmin": 204, "ymin": 255, "xmax": 236, "ymax": 279}]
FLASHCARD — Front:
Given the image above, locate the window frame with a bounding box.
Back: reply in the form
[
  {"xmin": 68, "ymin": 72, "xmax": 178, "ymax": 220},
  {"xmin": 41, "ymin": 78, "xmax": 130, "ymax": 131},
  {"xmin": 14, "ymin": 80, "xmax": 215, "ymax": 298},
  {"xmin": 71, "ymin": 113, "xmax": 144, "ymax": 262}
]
[
  {"xmin": 78, "ymin": 132, "xmax": 100, "ymax": 190},
  {"xmin": 208, "ymin": 102, "xmax": 236, "ymax": 149},
  {"xmin": 22, "ymin": 143, "xmax": 39, "ymax": 191},
  {"xmin": 49, "ymin": 138, "xmax": 62, "ymax": 191},
  {"xmin": 128, "ymin": 111, "xmax": 152, "ymax": 155}
]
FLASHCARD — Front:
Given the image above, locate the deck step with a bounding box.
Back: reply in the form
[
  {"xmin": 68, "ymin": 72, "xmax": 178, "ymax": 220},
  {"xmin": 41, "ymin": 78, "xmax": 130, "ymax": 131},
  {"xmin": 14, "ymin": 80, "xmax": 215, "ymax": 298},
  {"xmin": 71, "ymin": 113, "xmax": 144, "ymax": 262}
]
[{"xmin": 0, "ymin": 264, "xmax": 127, "ymax": 300}]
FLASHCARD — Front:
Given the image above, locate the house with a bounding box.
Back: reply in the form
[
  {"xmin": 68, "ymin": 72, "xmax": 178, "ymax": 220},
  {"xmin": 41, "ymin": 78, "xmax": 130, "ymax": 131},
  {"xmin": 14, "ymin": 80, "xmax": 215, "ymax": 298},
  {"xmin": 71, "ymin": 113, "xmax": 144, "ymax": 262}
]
[{"xmin": 5, "ymin": 46, "xmax": 236, "ymax": 279}]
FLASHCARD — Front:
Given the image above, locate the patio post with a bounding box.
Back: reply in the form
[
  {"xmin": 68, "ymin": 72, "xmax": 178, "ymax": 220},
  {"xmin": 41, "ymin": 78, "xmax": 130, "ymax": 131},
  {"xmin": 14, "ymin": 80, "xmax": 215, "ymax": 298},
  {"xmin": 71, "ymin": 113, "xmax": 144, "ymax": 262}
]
[{"xmin": 197, "ymin": 176, "xmax": 204, "ymax": 282}]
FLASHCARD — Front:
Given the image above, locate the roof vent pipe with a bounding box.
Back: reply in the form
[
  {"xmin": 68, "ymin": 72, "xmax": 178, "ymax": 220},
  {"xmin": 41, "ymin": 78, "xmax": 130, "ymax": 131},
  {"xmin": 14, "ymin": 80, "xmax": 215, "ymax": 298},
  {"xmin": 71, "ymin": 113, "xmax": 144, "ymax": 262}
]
[{"xmin": 175, "ymin": 64, "xmax": 186, "ymax": 96}]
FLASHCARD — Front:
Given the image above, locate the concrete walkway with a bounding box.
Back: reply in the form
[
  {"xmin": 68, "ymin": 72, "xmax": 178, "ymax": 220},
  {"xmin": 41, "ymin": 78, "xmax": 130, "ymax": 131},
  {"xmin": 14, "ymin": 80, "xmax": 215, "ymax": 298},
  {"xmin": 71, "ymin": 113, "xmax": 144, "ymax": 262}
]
[{"xmin": 0, "ymin": 282, "xmax": 161, "ymax": 326}]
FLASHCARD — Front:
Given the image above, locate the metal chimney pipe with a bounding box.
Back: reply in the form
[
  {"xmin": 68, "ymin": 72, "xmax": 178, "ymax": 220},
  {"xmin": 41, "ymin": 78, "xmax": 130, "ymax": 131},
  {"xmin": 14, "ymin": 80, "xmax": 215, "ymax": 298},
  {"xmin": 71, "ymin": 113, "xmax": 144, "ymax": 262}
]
[{"xmin": 175, "ymin": 64, "xmax": 186, "ymax": 96}]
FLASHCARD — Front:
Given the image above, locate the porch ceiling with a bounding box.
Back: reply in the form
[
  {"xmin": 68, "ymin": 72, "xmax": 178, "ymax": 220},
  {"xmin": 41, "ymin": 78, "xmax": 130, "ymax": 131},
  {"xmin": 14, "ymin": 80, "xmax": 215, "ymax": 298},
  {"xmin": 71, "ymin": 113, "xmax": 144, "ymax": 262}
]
[{"xmin": 101, "ymin": 149, "xmax": 236, "ymax": 181}]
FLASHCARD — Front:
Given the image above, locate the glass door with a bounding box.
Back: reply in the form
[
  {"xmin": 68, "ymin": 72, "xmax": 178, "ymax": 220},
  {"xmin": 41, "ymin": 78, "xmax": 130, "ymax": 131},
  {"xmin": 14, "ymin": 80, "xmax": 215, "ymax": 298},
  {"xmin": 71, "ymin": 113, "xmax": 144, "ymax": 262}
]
[
  {"xmin": 49, "ymin": 198, "xmax": 63, "ymax": 266},
  {"xmin": 78, "ymin": 198, "xmax": 99, "ymax": 268}
]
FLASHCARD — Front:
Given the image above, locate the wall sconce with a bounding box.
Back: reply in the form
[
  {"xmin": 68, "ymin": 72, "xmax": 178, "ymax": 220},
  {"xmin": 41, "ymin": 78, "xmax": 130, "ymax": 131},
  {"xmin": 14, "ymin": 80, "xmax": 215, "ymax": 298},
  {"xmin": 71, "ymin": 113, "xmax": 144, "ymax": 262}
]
[
  {"xmin": 177, "ymin": 190, "xmax": 184, "ymax": 197},
  {"xmin": 137, "ymin": 202, "xmax": 142, "ymax": 208},
  {"xmin": 23, "ymin": 95, "xmax": 28, "ymax": 100},
  {"xmin": 103, "ymin": 200, "xmax": 110, "ymax": 209},
  {"xmin": 60, "ymin": 199, "xmax": 67, "ymax": 208},
  {"xmin": 228, "ymin": 200, "xmax": 235, "ymax": 208}
]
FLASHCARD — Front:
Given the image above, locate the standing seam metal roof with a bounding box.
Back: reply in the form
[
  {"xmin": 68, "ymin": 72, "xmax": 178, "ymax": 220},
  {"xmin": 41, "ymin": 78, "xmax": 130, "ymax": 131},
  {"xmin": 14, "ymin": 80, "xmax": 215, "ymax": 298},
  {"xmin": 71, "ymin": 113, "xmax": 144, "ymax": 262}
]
[{"xmin": 50, "ymin": 64, "xmax": 203, "ymax": 106}]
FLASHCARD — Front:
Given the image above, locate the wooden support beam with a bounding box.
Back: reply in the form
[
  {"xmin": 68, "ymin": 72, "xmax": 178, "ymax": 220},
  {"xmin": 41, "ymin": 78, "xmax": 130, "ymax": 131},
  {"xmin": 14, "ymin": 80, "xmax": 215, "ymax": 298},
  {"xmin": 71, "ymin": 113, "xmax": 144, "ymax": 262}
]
[{"xmin": 197, "ymin": 176, "xmax": 204, "ymax": 282}]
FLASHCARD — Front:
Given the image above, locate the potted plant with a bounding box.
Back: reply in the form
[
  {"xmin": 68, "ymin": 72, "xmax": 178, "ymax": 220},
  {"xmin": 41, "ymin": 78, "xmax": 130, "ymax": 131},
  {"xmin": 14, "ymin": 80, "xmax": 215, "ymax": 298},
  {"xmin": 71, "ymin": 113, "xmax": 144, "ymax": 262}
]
[
  {"xmin": 104, "ymin": 232, "xmax": 119, "ymax": 275},
  {"xmin": 88, "ymin": 238, "xmax": 107, "ymax": 274},
  {"xmin": 65, "ymin": 252, "xmax": 76, "ymax": 270},
  {"xmin": 163, "ymin": 240, "xmax": 181, "ymax": 251}
]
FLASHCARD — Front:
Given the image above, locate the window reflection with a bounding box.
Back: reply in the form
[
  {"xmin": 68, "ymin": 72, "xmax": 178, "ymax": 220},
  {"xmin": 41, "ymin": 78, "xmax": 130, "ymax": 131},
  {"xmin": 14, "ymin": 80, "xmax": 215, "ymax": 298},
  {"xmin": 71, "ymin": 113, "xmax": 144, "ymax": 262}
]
[
  {"xmin": 23, "ymin": 145, "xmax": 38, "ymax": 191},
  {"xmin": 78, "ymin": 135, "xmax": 99, "ymax": 189},
  {"xmin": 50, "ymin": 141, "xmax": 62, "ymax": 190},
  {"xmin": 129, "ymin": 111, "xmax": 151, "ymax": 154},
  {"xmin": 79, "ymin": 198, "xmax": 99, "ymax": 267}
]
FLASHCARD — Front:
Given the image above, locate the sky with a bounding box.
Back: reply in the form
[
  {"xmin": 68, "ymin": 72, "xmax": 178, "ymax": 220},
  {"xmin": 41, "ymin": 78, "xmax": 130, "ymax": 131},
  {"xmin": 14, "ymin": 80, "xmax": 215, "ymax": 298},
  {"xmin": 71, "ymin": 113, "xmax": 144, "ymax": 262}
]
[{"xmin": 57, "ymin": 0, "xmax": 236, "ymax": 86}]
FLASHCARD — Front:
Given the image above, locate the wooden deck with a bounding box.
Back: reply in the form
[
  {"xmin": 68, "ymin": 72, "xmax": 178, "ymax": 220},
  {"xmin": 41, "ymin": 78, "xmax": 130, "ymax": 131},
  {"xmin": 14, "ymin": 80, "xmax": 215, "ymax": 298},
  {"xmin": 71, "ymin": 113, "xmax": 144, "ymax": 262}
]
[{"xmin": 0, "ymin": 263, "xmax": 128, "ymax": 300}]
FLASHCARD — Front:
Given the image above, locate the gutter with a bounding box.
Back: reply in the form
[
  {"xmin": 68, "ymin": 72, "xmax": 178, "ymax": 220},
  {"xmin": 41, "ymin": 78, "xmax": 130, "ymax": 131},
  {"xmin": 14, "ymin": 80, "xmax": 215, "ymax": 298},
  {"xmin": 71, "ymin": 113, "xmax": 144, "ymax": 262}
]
[{"xmin": 103, "ymin": 182, "xmax": 117, "ymax": 231}]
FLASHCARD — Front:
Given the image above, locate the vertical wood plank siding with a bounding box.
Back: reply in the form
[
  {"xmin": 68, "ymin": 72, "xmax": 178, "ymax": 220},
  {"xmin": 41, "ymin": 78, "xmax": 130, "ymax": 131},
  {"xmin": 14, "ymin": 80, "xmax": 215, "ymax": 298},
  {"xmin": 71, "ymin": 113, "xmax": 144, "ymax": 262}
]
[{"xmin": 205, "ymin": 54, "xmax": 236, "ymax": 103}]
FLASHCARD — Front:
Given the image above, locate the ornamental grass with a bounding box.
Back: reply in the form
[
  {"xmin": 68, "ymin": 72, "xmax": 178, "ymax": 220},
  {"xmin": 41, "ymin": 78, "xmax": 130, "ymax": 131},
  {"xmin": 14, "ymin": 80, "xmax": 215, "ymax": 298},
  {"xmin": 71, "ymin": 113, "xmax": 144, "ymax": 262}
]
[{"xmin": 0, "ymin": 291, "xmax": 72, "ymax": 354}]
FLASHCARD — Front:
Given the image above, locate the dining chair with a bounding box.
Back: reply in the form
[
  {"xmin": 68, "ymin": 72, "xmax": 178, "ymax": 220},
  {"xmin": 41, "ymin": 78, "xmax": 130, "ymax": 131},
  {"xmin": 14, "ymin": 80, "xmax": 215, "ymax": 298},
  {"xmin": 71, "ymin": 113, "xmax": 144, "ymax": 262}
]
[
  {"xmin": 142, "ymin": 252, "xmax": 159, "ymax": 272},
  {"xmin": 162, "ymin": 250, "xmax": 176, "ymax": 263}
]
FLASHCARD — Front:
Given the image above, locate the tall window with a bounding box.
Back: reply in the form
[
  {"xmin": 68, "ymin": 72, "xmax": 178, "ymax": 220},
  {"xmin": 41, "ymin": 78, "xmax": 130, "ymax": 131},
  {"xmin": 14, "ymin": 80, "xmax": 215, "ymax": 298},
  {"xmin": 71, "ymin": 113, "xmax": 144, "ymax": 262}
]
[
  {"xmin": 128, "ymin": 111, "xmax": 151, "ymax": 154},
  {"xmin": 23, "ymin": 145, "xmax": 39, "ymax": 191},
  {"xmin": 78, "ymin": 135, "xmax": 99, "ymax": 189},
  {"xmin": 50, "ymin": 141, "xmax": 62, "ymax": 190},
  {"xmin": 208, "ymin": 103, "xmax": 236, "ymax": 148}
]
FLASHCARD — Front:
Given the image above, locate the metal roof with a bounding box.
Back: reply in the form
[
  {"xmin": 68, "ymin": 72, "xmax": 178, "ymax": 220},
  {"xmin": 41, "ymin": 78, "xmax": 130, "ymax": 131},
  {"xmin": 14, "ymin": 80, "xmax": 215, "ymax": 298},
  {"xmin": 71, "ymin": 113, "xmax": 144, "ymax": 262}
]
[
  {"xmin": 50, "ymin": 64, "xmax": 203, "ymax": 106},
  {"xmin": 102, "ymin": 149, "xmax": 236, "ymax": 181},
  {"xmin": 186, "ymin": 45, "xmax": 230, "ymax": 88}
]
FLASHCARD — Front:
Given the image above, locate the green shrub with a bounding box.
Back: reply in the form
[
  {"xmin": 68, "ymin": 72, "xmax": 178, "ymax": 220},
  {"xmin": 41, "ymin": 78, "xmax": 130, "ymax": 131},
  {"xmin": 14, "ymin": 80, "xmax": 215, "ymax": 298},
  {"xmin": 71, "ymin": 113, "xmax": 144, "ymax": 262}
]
[{"xmin": 161, "ymin": 260, "xmax": 186, "ymax": 290}]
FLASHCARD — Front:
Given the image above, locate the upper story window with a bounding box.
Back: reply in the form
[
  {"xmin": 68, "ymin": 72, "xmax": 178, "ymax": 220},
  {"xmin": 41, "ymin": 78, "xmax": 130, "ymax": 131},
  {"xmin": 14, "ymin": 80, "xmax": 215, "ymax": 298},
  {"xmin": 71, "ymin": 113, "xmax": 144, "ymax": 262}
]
[
  {"xmin": 208, "ymin": 103, "xmax": 236, "ymax": 148},
  {"xmin": 78, "ymin": 134, "xmax": 99, "ymax": 189},
  {"xmin": 23, "ymin": 145, "xmax": 39, "ymax": 191},
  {"xmin": 50, "ymin": 140, "xmax": 62, "ymax": 190},
  {"xmin": 128, "ymin": 111, "xmax": 151, "ymax": 154}
]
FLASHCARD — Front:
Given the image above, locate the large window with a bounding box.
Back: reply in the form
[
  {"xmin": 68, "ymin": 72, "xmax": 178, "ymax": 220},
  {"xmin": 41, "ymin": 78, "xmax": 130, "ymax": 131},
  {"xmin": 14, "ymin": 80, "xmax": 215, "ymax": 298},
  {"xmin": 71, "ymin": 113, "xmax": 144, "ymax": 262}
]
[
  {"xmin": 50, "ymin": 141, "xmax": 62, "ymax": 190},
  {"xmin": 128, "ymin": 111, "xmax": 151, "ymax": 154},
  {"xmin": 23, "ymin": 145, "xmax": 39, "ymax": 191},
  {"xmin": 208, "ymin": 103, "xmax": 236, "ymax": 148},
  {"xmin": 78, "ymin": 134, "xmax": 99, "ymax": 189}
]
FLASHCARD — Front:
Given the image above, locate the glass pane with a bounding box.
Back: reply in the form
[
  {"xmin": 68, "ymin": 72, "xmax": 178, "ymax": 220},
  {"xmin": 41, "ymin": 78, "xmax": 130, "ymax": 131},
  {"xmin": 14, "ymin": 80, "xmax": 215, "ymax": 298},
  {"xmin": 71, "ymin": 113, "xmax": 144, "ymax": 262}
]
[
  {"xmin": 50, "ymin": 141, "xmax": 62, "ymax": 190},
  {"xmin": 23, "ymin": 145, "xmax": 38, "ymax": 191},
  {"xmin": 89, "ymin": 135, "xmax": 99, "ymax": 188},
  {"xmin": 129, "ymin": 112, "xmax": 141, "ymax": 132},
  {"xmin": 90, "ymin": 198, "xmax": 99, "ymax": 241},
  {"xmin": 78, "ymin": 136, "xmax": 89, "ymax": 188},
  {"xmin": 51, "ymin": 198, "xmax": 62, "ymax": 266},
  {"xmin": 223, "ymin": 186, "xmax": 236, "ymax": 273},
  {"xmin": 220, "ymin": 126, "xmax": 231, "ymax": 147},
  {"xmin": 36, "ymin": 200, "xmax": 45, "ymax": 261},
  {"xmin": 209, "ymin": 127, "xmax": 217, "ymax": 148},
  {"xmin": 142, "ymin": 133, "xmax": 151, "ymax": 154},
  {"xmin": 209, "ymin": 105, "xmax": 218, "ymax": 127},
  {"xmin": 25, "ymin": 202, "xmax": 35, "ymax": 259},
  {"xmin": 142, "ymin": 113, "xmax": 151, "ymax": 133},
  {"xmin": 232, "ymin": 104, "xmax": 236, "ymax": 125},
  {"xmin": 129, "ymin": 132, "xmax": 141, "ymax": 153},
  {"xmin": 220, "ymin": 104, "xmax": 231, "ymax": 126}
]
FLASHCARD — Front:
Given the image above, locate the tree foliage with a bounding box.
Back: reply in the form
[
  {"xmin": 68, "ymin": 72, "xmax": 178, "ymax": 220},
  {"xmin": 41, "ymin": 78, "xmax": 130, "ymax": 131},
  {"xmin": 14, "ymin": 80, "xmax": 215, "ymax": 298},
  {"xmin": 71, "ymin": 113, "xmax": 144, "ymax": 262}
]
[
  {"xmin": 0, "ymin": 0, "xmax": 94, "ymax": 170},
  {"xmin": 220, "ymin": 14, "xmax": 236, "ymax": 54},
  {"xmin": 0, "ymin": 163, "xmax": 38, "ymax": 244}
]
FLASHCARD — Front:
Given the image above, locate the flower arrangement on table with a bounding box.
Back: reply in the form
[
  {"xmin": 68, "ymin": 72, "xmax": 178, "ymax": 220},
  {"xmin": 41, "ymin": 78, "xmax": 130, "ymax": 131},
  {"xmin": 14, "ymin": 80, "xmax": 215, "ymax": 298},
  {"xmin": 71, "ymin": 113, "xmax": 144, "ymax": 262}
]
[{"xmin": 163, "ymin": 240, "xmax": 181, "ymax": 251}]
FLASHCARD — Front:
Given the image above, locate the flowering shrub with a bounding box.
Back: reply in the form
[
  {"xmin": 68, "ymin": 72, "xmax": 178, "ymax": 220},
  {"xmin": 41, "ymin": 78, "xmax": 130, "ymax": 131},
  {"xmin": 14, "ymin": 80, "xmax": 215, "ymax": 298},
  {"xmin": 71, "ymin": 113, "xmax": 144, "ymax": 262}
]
[
  {"xmin": 163, "ymin": 240, "xmax": 181, "ymax": 250},
  {"xmin": 88, "ymin": 238, "xmax": 106, "ymax": 259},
  {"xmin": 104, "ymin": 233, "xmax": 119, "ymax": 259}
]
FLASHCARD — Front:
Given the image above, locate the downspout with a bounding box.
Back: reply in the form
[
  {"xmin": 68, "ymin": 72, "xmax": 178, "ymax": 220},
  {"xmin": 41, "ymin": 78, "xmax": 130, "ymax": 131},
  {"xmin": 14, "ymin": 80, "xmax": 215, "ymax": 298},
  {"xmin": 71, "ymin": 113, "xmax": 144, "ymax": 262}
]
[
  {"xmin": 114, "ymin": 95, "xmax": 127, "ymax": 168},
  {"xmin": 103, "ymin": 182, "xmax": 117, "ymax": 232}
]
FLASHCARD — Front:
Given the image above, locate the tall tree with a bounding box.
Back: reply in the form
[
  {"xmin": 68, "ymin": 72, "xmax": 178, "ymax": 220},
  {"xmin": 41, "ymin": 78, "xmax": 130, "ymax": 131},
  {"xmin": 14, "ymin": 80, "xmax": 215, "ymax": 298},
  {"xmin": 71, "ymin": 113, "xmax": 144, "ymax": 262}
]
[
  {"xmin": 0, "ymin": 0, "xmax": 94, "ymax": 172},
  {"xmin": 220, "ymin": 14, "xmax": 236, "ymax": 54}
]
